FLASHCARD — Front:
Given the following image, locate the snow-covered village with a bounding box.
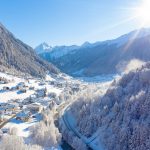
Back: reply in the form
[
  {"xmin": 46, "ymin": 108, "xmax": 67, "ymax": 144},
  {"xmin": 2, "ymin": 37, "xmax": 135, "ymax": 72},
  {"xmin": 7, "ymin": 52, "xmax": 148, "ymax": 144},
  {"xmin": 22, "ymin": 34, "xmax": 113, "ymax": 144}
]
[
  {"xmin": 0, "ymin": 67, "xmax": 113, "ymax": 149},
  {"xmin": 0, "ymin": 72, "xmax": 79, "ymax": 132}
]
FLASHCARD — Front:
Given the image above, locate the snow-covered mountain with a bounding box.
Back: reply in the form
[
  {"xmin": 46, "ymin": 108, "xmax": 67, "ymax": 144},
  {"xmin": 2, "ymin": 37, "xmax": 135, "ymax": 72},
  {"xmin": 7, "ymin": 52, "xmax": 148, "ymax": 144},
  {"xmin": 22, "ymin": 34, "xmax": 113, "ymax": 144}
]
[
  {"xmin": 108, "ymin": 28, "xmax": 150, "ymax": 46},
  {"xmin": 35, "ymin": 43, "xmax": 79, "ymax": 58},
  {"xmin": 35, "ymin": 42, "xmax": 53, "ymax": 54},
  {"xmin": 35, "ymin": 41, "xmax": 103, "ymax": 59},
  {"xmin": 0, "ymin": 23, "xmax": 59, "ymax": 77},
  {"xmin": 69, "ymin": 61, "xmax": 150, "ymax": 150},
  {"xmin": 35, "ymin": 28, "xmax": 150, "ymax": 77}
]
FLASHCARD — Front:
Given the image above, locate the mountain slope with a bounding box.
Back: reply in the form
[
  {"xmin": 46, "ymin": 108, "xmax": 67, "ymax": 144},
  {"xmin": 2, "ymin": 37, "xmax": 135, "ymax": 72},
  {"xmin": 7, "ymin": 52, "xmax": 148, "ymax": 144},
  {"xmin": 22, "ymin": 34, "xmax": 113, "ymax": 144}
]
[
  {"xmin": 70, "ymin": 62, "xmax": 150, "ymax": 150},
  {"xmin": 0, "ymin": 23, "xmax": 59, "ymax": 77},
  {"xmin": 35, "ymin": 28, "xmax": 150, "ymax": 77}
]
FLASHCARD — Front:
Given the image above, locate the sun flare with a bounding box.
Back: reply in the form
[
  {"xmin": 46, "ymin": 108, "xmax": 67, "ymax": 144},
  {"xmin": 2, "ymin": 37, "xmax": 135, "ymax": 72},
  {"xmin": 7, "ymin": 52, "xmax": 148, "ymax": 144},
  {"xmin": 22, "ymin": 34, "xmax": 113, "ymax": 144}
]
[{"xmin": 134, "ymin": 0, "xmax": 150, "ymax": 27}]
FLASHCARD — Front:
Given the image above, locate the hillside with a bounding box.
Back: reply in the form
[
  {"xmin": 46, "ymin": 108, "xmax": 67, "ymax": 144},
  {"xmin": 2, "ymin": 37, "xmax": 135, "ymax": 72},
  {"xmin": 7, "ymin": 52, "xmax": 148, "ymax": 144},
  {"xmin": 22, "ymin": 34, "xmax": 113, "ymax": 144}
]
[
  {"xmin": 70, "ymin": 62, "xmax": 150, "ymax": 150},
  {"xmin": 35, "ymin": 28, "xmax": 150, "ymax": 77},
  {"xmin": 0, "ymin": 23, "xmax": 59, "ymax": 77}
]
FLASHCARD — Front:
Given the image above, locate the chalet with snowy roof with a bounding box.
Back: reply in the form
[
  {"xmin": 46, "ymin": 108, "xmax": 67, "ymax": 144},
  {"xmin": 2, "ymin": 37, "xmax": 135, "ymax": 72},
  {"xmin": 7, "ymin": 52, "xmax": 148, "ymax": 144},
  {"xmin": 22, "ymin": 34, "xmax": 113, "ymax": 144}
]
[
  {"xmin": 16, "ymin": 82, "xmax": 25, "ymax": 90},
  {"xmin": 27, "ymin": 103, "xmax": 43, "ymax": 113},
  {"xmin": 3, "ymin": 86, "xmax": 10, "ymax": 90},
  {"xmin": 0, "ymin": 77, "xmax": 9, "ymax": 84},
  {"xmin": 16, "ymin": 111, "xmax": 30, "ymax": 122},
  {"xmin": 36, "ymin": 88, "xmax": 47, "ymax": 97}
]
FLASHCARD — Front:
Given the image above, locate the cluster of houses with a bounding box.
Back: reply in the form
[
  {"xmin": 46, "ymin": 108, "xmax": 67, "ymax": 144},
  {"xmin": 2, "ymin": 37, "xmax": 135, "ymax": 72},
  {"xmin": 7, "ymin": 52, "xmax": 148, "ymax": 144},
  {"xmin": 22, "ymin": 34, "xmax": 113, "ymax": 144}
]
[
  {"xmin": 2, "ymin": 82, "xmax": 29, "ymax": 93},
  {"xmin": 0, "ymin": 80, "xmax": 46, "ymax": 123},
  {"xmin": 0, "ymin": 77, "xmax": 10, "ymax": 84},
  {"xmin": 0, "ymin": 86, "xmax": 59, "ymax": 123},
  {"xmin": 0, "ymin": 100, "xmax": 44, "ymax": 123},
  {"xmin": 0, "ymin": 102, "xmax": 20, "ymax": 122},
  {"xmin": 48, "ymin": 80, "xmax": 68, "ymax": 88},
  {"xmin": 0, "ymin": 73, "xmax": 83, "ymax": 127},
  {"xmin": 15, "ymin": 103, "xmax": 43, "ymax": 122}
]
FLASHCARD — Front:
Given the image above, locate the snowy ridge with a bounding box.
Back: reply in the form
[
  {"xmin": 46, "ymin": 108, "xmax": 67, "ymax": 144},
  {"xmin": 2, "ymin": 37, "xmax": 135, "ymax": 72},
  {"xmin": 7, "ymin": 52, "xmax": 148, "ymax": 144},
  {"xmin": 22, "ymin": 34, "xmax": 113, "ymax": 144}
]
[
  {"xmin": 35, "ymin": 28, "xmax": 150, "ymax": 77},
  {"xmin": 108, "ymin": 28, "xmax": 150, "ymax": 46},
  {"xmin": 35, "ymin": 43, "xmax": 79, "ymax": 58},
  {"xmin": 35, "ymin": 42, "xmax": 53, "ymax": 54},
  {"xmin": 35, "ymin": 28, "xmax": 150, "ymax": 57}
]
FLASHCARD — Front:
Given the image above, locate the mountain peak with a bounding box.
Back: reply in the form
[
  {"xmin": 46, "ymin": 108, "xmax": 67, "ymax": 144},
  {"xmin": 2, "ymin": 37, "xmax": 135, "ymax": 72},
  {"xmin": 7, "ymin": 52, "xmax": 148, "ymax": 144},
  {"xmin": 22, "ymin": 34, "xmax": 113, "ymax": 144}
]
[
  {"xmin": 41, "ymin": 42, "xmax": 49, "ymax": 47},
  {"xmin": 81, "ymin": 41, "xmax": 91, "ymax": 47},
  {"xmin": 35, "ymin": 42, "xmax": 52, "ymax": 54}
]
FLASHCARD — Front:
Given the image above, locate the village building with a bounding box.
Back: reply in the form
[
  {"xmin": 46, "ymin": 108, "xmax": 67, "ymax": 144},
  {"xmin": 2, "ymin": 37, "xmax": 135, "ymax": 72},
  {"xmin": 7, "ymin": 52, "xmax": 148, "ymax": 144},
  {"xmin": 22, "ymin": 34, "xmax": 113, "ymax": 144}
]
[
  {"xmin": 19, "ymin": 88, "xmax": 27, "ymax": 93},
  {"xmin": 16, "ymin": 111, "xmax": 30, "ymax": 122},
  {"xmin": 16, "ymin": 82, "xmax": 25, "ymax": 90},
  {"xmin": 3, "ymin": 86, "xmax": 10, "ymax": 90},
  {"xmin": 29, "ymin": 86, "xmax": 35, "ymax": 90},
  {"xmin": 0, "ymin": 103, "xmax": 7, "ymax": 107},
  {"xmin": 47, "ymin": 92, "xmax": 57, "ymax": 99},
  {"xmin": 36, "ymin": 88, "xmax": 47, "ymax": 97},
  {"xmin": 27, "ymin": 103, "xmax": 43, "ymax": 113},
  {"xmin": 0, "ymin": 77, "xmax": 9, "ymax": 84}
]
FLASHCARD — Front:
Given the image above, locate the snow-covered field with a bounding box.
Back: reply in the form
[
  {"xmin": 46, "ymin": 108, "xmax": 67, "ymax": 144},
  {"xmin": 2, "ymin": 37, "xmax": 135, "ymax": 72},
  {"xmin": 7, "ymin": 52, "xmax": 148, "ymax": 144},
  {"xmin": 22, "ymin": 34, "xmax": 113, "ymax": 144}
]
[{"xmin": 4, "ymin": 117, "xmax": 38, "ymax": 137}]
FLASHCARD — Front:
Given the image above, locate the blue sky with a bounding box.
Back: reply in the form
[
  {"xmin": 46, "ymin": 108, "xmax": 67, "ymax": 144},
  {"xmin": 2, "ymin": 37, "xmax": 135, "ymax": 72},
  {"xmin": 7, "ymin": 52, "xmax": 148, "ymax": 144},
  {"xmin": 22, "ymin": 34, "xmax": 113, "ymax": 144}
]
[{"xmin": 0, "ymin": 0, "xmax": 142, "ymax": 47}]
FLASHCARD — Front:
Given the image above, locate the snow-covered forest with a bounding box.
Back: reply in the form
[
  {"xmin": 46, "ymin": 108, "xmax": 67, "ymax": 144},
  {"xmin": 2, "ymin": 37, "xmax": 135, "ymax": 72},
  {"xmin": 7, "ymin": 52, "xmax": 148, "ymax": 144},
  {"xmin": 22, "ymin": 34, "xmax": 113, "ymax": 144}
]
[{"xmin": 69, "ymin": 62, "xmax": 150, "ymax": 150}]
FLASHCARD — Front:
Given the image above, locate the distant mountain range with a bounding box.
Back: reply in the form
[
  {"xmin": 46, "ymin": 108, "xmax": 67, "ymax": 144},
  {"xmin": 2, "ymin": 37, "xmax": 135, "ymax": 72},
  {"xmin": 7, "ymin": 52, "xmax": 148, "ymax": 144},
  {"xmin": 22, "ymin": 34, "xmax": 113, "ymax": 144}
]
[
  {"xmin": 35, "ymin": 43, "xmax": 80, "ymax": 58},
  {"xmin": 0, "ymin": 23, "xmax": 59, "ymax": 77},
  {"xmin": 35, "ymin": 28, "xmax": 150, "ymax": 76}
]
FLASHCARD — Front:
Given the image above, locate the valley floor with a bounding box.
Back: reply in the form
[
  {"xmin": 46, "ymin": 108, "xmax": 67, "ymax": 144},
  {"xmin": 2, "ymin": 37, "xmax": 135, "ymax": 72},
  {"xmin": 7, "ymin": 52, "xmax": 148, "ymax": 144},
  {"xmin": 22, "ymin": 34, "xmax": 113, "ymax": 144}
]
[{"xmin": 0, "ymin": 72, "xmax": 116, "ymax": 150}]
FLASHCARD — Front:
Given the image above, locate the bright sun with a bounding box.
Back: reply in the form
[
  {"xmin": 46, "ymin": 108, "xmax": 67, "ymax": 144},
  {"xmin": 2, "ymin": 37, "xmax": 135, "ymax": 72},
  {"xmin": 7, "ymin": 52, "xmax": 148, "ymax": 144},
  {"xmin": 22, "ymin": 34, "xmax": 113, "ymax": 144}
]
[{"xmin": 134, "ymin": 0, "xmax": 150, "ymax": 27}]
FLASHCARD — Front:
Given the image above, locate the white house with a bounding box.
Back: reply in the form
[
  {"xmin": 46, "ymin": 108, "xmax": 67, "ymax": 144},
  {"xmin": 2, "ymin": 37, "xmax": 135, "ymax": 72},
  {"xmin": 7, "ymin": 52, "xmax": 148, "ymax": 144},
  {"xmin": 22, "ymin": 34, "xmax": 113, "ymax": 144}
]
[
  {"xmin": 27, "ymin": 103, "xmax": 43, "ymax": 113},
  {"xmin": 16, "ymin": 111, "xmax": 30, "ymax": 122},
  {"xmin": 36, "ymin": 88, "xmax": 46, "ymax": 97}
]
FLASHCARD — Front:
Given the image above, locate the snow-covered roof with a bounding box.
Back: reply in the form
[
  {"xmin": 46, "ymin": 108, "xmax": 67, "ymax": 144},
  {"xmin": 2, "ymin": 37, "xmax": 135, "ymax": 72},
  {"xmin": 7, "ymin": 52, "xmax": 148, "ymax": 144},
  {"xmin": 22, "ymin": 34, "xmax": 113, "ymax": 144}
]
[{"xmin": 16, "ymin": 112, "xmax": 29, "ymax": 118}]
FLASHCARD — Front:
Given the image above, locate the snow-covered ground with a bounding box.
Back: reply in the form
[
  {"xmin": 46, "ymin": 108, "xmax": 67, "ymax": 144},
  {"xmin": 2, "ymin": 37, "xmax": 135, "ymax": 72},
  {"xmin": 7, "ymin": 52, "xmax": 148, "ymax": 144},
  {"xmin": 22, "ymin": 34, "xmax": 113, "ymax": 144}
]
[
  {"xmin": 63, "ymin": 100, "xmax": 105, "ymax": 150},
  {"xmin": 0, "ymin": 73, "xmax": 63, "ymax": 103},
  {"xmin": 0, "ymin": 72, "xmax": 70, "ymax": 148},
  {"xmin": 59, "ymin": 78, "xmax": 115, "ymax": 150},
  {"xmin": 0, "ymin": 71, "xmax": 87, "ymax": 150},
  {"xmin": 3, "ymin": 113, "xmax": 42, "ymax": 137},
  {"xmin": 0, "ymin": 71, "xmax": 116, "ymax": 150}
]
